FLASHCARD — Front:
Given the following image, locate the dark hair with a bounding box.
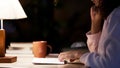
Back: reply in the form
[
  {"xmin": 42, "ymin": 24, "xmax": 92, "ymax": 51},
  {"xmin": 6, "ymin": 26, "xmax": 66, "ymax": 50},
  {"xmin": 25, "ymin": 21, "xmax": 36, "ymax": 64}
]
[{"xmin": 101, "ymin": 0, "xmax": 120, "ymax": 19}]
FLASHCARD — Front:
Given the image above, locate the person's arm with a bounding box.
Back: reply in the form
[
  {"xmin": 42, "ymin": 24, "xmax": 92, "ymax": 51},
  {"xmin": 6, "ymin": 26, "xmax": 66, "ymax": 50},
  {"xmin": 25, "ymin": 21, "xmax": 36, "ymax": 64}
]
[
  {"xmin": 80, "ymin": 7, "xmax": 120, "ymax": 68},
  {"xmin": 90, "ymin": 6, "xmax": 103, "ymax": 34},
  {"xmin": 86, "ymin": 6, "xmax": 103, "ymax": 52}
]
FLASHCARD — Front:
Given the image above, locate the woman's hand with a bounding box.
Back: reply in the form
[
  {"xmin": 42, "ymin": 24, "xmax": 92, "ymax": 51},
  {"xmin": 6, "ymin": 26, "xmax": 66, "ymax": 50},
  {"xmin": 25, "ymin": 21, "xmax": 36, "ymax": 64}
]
[{"xmin": 58, "ymin": 49, "xmax": 89, "ymax": 62}]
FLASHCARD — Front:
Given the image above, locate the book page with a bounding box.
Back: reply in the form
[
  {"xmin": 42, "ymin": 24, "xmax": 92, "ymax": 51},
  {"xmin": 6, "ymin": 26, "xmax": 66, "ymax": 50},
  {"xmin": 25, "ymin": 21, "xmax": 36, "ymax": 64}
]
[{"xmin": 32, "ymin": 58, "xmax": 64, "ymax": 65}]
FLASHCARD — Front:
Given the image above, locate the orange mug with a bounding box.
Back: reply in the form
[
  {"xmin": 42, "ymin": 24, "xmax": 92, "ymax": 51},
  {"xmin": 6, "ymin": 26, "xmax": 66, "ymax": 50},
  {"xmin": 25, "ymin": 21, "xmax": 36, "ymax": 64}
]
[{"xmin": 32, "ymin": 41, "xmax": 52, "ymax": 58}]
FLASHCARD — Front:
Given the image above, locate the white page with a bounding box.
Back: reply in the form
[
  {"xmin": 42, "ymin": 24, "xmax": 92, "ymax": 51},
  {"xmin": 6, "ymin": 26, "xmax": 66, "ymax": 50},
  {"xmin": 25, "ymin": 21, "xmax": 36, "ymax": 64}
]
[{"xmin": 32, "ymin": 58, "xmax": 64, "ymax": 65}]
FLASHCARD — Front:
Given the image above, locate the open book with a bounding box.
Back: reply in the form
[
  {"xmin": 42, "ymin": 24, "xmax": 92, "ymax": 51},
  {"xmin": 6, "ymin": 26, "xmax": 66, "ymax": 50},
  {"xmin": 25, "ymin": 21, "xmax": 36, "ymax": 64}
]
[
  {"xmin": 32, "ymin": 57, "xmax": 83, "ymax": 65},
  {"xmin": 32, "ymin": 58, "xmax": 64, "ymax": 65}
]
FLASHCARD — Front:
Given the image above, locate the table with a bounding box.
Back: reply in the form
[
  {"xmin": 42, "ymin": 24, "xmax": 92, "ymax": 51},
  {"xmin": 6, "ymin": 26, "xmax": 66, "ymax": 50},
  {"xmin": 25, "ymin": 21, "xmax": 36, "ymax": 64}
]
[{"xmin": 0, "ymin": 42, "xmax": 86, "ymax": 68}]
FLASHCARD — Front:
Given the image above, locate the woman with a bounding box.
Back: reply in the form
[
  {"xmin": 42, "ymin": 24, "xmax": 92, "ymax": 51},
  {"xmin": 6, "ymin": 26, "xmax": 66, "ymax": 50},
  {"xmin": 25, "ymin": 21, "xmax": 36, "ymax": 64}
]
[{"xmin": 58, "ymin": 0, "xmax": 120, "ymax": 68}]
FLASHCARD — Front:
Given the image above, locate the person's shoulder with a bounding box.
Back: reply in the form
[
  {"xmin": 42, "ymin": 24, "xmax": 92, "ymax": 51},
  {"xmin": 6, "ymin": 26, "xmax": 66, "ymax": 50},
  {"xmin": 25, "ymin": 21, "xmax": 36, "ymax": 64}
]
[
  {"xmin": 107, "ymin": 6, "xmax": 120, "ymax": 20},
  {"xmin": 106, "ymin": 6, "xmax": 120, "ymax": 26},
  {"xmin": 111, "ymin": 6, "xmax": 120, "ymax": 16}
]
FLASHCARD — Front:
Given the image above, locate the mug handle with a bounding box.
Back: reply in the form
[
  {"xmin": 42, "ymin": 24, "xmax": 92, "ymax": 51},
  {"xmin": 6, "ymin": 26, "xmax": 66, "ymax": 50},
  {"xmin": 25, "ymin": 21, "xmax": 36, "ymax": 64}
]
[{"xmin": 46, "ymin": 45, "xmax": 52, "ymax": 55}]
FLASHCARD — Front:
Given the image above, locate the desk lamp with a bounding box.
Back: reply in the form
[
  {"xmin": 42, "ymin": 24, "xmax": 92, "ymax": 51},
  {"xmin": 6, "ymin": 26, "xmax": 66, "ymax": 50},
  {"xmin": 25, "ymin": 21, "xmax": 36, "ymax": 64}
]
[{"xmin": 0, "ymin": 0, "xmax": 27, "ymax": 63}]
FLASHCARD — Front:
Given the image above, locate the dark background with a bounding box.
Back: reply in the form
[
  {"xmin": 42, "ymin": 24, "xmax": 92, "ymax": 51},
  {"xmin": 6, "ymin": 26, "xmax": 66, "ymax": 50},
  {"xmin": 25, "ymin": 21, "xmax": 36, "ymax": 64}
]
[{"xmin": 4, "ymin": 0, "xmax": 92, "ymax": 53}]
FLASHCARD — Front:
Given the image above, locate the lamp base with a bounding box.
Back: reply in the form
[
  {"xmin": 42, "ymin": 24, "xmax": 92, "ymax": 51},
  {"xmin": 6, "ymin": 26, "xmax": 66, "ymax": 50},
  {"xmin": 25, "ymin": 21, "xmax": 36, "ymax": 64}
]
[
  {"xmin": 0, "ymin": 56, "xmax": 17, "ymax": 63},
  {"xmin": 0, "ymin": 29, "xmax": 5, "ymax": 57}
]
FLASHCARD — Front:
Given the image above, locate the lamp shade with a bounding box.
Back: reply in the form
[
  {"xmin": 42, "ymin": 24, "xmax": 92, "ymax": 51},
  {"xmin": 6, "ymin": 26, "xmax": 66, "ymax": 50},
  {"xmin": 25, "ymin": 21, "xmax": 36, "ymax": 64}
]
[{"xmin": 0, "ymin": 0, "xmax": 27, "ymax": 19}]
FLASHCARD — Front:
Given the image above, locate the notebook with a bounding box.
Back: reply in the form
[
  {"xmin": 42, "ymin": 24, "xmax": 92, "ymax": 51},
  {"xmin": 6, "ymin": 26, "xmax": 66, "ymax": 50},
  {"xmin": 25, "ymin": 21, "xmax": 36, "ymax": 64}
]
[{"xmin": 32, "ymin": 57, "xmax": 83, "ymax": 65}]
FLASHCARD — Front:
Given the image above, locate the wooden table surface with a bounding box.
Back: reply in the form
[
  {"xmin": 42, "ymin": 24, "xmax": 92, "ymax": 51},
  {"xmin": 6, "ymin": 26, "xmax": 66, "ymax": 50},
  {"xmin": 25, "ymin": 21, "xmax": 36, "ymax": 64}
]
[{"xmin": 0, "ymin": 42, "xmax": 87, "ymax": 68}]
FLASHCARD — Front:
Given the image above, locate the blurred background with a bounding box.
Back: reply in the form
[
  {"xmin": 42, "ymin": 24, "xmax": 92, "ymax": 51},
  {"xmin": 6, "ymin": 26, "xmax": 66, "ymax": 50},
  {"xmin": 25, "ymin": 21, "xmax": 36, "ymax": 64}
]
[{"xmin": 3, "ymin": 0, "xmax": 92, "ymax": 53}]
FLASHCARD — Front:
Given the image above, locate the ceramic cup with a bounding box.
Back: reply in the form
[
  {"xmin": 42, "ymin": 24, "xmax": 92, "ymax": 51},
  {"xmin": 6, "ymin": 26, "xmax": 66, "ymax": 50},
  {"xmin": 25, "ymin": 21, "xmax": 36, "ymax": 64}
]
[{"xmin": 32, "ymin": 41, "xmax": 52, "ymax": 58}]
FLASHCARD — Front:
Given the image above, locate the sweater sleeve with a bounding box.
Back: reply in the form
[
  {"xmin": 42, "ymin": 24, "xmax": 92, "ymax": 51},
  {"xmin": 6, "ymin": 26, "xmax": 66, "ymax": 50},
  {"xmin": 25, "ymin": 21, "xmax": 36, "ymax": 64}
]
[{"xmin": 86, "ymin": 31, "xmax": 101, "ymax": 52}]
